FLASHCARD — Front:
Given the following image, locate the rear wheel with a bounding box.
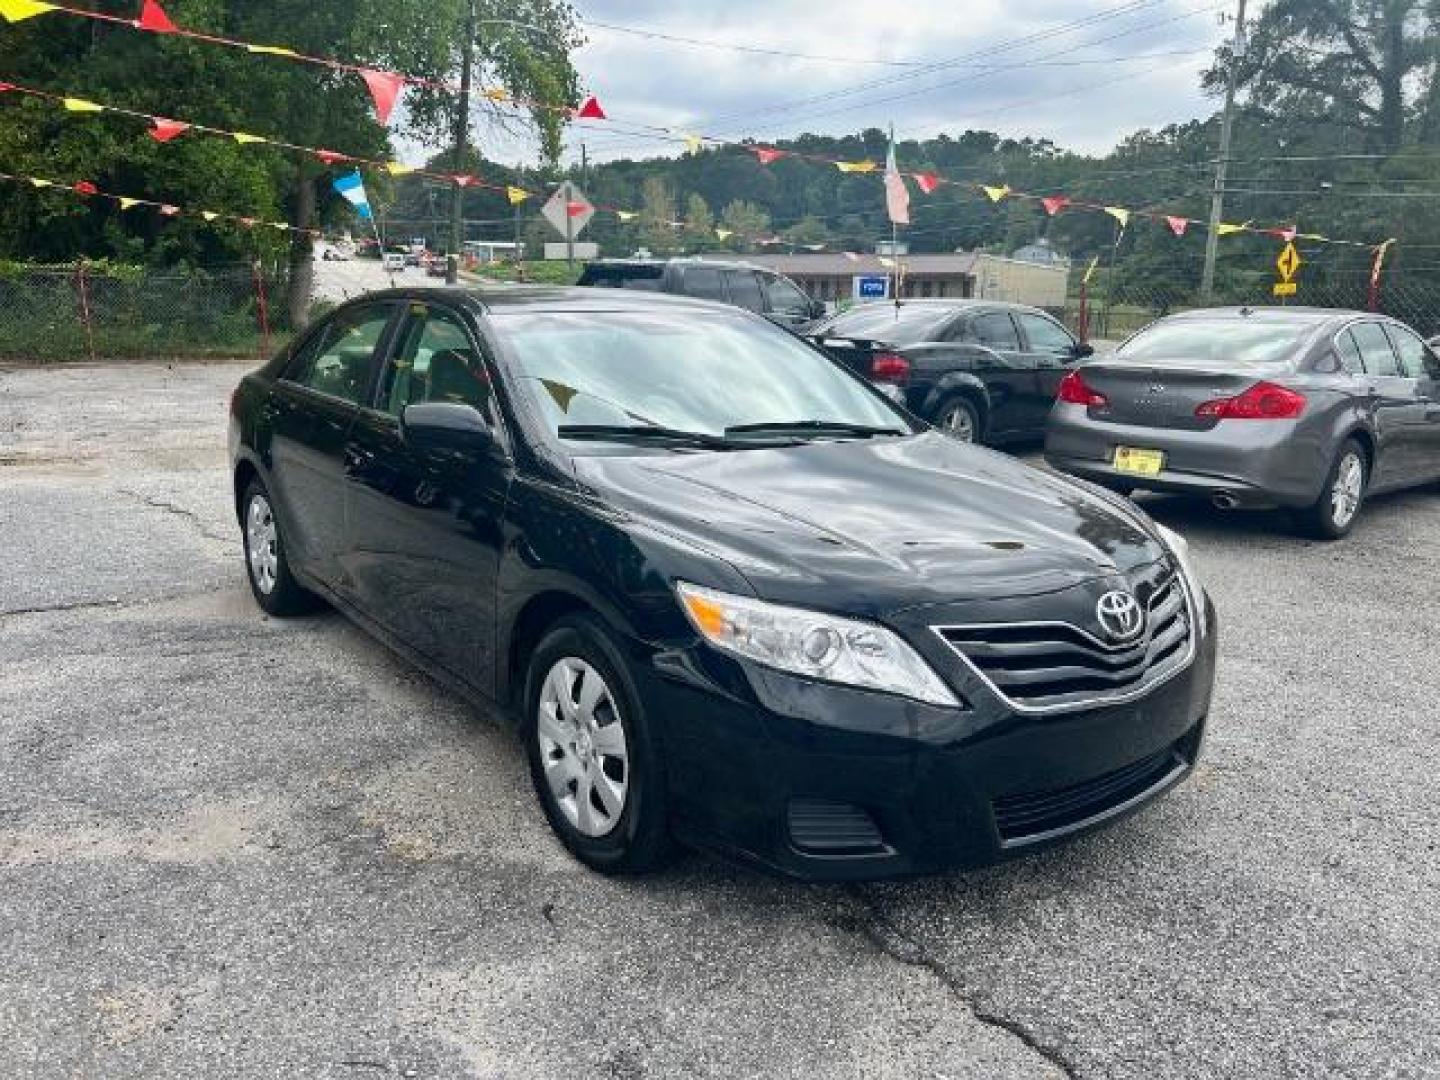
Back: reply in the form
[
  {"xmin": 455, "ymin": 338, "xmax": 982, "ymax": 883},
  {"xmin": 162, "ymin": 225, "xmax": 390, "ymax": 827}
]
[
  {"xmin": 1299, "ymin": 439, "xmax": 1367, "ymax": 540},
  {"xmin": 241, "ymin": 477, "xmax": 320, "ymax": 615},
  {"xmin": 523, "ymin": 614, "xmax": 673, "ymax": 874},
  {"xmin": 935, "ymin": 397, "xmax": 981, "ymax": 444}
]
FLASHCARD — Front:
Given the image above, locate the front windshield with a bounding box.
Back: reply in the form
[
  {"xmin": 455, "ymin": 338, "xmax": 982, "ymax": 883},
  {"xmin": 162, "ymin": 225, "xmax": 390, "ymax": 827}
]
[
  {"xmin": 1117, "ymin": 317, "xmax": 1314, "ymax": 368},
  {"xmin": 820, "ymin": 304, "xmax": 953, "ymax": 344},
  {"xmin": 492, "ymin": 309, "xmax": 910, "ymax": 440}
]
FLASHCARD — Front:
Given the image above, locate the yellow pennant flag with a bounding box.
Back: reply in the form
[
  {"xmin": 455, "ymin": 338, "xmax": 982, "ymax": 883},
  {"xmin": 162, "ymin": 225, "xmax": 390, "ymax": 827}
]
[
  {"xmin": 1104, "ymin": 206, "xmax": 1130, "ymax": 228},
  {"xmin": 506, "ymin": 186, "xmax": 529, "ymax": 205},
  {"xmin": 982, "ymin": 184, "xmax": 1010, "ymax": 203},
  {"xmin": 483, "ymin": 88, "xmax": 511, "ymax": 103},
  {"xmin": 1082, "ymin": 255, "xmax": 1100, "ymax": 285},
  {"xmin": 63, "ymin": 98, "xmax": 105, "ymax": 113},
  {"xmin": 835, "ymin": 160, "xmax": 877, "ymax": 174},
  {"xmin": 29, "ymin": 177, "xmax": 52, "ymax": 188},
  {"xmin": 385, "ymin": 162, "xmax": 415, "ymax": 176},
  {"xmin": 118, "ymin": 197, "xmax": 141, "ymax": 210},
  {"xmin": 201, "ymin": 211, "xmax": 219, "ymax": 222},
  {"xmin": 615, "ymin": 210, "xmax": 637, "ymax": 222},
  {"xmin": 247, "ymin": 45, "xmax": 301, "ymax": 58},
  {"xmin": 232, "ymin": 132, "xmax": 266, "ymax": 145},
  {"xmin": 684, "ymin": 134, "xmax": 703, "ymax": 155},
  {"xmin": 715, "ymin": 227, "xmax": 733, "ymax": 241},
  {"xmin": 0, "ymin": 0, "xmax": 56, "ymax": 23},
  {"xmin": 1215, "ymin": 222, "xmax": 1245, "ymax": 236}
]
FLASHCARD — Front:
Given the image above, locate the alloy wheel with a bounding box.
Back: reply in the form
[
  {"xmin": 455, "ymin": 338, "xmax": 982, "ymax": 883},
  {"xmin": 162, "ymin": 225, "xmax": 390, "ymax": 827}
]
[
  {"xmin": 246, "ymin": 494, "xmax": 279, "ymax": 595},
  {"xmin": 1330, "ymin": 452, "xmax": 1364, "ymax": 529},
  {"xmin": 536, "ymin": 657, "xmax": 630, "ymax": 838},
  {"xmin": 940, "ymin": 403, "xmax": 976, "ymax": 442}
]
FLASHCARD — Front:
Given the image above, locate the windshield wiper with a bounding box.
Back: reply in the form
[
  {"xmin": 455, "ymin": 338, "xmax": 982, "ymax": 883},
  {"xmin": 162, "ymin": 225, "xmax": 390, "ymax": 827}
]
[
  {"xmin": 557, "ymin": 424, "xmax": 742, "ymax": 450},
  {"xmin": 724, "ymin": 420, "xmax": 908, "ymax": 439}
]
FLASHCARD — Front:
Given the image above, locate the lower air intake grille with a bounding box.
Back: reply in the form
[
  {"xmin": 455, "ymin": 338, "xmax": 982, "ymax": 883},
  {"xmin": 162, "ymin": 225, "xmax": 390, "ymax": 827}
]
[
  {"xmin": 991, "ymin": 744, "xmax": 1185, "ymax": 845},
  {"xmin": 787, "ymin": 799, "xmax": 888, "ymax": 857}
]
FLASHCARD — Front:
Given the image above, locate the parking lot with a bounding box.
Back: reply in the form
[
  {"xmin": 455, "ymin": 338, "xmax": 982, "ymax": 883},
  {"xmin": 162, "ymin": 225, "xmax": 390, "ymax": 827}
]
[{"xmin": 2, "ymin": 359, "xmax": 1437, "ymax": 1079}]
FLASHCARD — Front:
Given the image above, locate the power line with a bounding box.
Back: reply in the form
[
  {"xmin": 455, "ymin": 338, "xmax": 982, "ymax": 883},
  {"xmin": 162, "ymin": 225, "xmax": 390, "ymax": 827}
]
[{"xmin": 583, "ymin": 21, "xmax": 931, "ymax": 68}]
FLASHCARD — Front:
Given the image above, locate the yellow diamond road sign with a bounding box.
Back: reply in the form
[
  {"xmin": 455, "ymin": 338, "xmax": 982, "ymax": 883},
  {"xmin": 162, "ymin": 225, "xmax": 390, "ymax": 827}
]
[{"xmin": 1276, "ymin": 242, "xmax": 1302, "ymax": 283}]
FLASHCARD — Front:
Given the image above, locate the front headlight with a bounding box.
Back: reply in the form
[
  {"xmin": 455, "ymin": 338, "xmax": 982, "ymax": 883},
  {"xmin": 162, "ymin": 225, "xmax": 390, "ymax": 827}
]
[
  {"xmin": 675, "ymin": 581, "xmax": 959, "ymax": 707},
  {"xmin": 1155, "ymin": 524, "xmax": 1208, "ymax": 635}
]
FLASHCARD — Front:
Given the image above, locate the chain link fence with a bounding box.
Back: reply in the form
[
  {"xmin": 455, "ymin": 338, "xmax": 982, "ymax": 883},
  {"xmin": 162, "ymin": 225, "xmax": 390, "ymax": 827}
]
[
  {"xmin": 1062, "ymin": 273, "xmax": 1440, "ymax": 344},
  {"xmin": 0, "ymin": 263, "xmax": 295, "ymax": 363}
]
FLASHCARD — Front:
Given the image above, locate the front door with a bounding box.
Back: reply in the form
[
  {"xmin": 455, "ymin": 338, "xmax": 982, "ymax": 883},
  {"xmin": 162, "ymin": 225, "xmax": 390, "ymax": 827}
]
[
  {"xmin": 342, "ymin": 301, "xmax": 512, "ymax": 691},
  {"xmin": 266, "ymin": 302, "xmax": 398, "ymax": 589},
  {"xmin": 1346, "ymin": 321, "xmax": 1426, "ymax": 486},
  {"xmin": 1014, "ymin": 310, "xmax": 1079, "ymax": 432},
  {"xmin": 1383, "ymin": 323, "xmax": 1440, "ymax": 483},
  {"xmin": 964, "ymin": 310, "xmax": 1033, "ymax": 435}
]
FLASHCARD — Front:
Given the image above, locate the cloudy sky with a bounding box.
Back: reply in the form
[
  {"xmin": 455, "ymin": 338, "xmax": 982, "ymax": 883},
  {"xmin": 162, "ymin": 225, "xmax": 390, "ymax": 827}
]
[{"xmin": 516, "ymin": 0, "xmax": 1233, "ymax": 166}]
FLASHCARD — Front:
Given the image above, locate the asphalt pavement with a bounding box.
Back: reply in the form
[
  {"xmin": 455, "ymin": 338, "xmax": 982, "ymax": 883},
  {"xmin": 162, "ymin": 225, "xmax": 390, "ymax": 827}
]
[{"xmin": 2, "ymin": 360, "xmax": 1437, "ymax": 1079}]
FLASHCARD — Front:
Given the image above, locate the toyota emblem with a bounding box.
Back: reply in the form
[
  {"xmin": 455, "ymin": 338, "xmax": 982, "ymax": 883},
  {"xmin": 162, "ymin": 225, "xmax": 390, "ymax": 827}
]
[{"xmin": 1096, "ymin": 590, "xmax": 1146, "ymax": 643}]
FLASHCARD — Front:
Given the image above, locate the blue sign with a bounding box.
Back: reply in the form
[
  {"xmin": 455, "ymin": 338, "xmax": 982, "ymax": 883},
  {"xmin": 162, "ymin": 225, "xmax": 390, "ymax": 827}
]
[{"xmin": 855, "ymin": 275, "xmax": 889, "ymax": 300}]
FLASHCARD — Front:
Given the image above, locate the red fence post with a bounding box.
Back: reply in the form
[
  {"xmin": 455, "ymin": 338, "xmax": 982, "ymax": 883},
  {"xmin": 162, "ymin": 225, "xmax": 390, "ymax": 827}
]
[
  {"xmin": 1078, "ymin": 280, "xmax": 1090, "ymax": 342},
  {"xmin": 74, "ymin": 260, "xmax": 98, "ymax": 363},
  {"xmin": 252, "ymin": 259, "xmax": 271, "ymax": 361},
  {"xmin": 1367, "ymin": 240, "xmax": 1394, "ymax": 314}
]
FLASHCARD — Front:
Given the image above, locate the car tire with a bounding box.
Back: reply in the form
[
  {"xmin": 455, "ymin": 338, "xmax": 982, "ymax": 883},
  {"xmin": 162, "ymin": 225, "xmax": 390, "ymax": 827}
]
[
  {"xmin": 935, "ymin": 396, "xmax": 982, "ymax": 444},
  {"xmin": 1299, "ymin": 438, "xmax": 1368, "ymax": 540},
  {"xmin": 240, "ymin": 477, "xmax": 320, "ymax": 616},
  {"xmin": 523, "ymin": 614, "xmax": 674, "ymax": 874}
]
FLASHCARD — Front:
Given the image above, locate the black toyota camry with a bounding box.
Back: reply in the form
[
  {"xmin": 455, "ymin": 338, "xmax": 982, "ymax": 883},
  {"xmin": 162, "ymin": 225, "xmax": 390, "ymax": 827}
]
[{"xmin": 228, "ymin": 286, "xmax": 1217, "ymax": 880}]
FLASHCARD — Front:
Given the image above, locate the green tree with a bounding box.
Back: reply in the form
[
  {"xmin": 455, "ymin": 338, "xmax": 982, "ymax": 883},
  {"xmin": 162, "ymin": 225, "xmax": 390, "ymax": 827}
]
[
  {"xmin": 682, "ymin": 192, "xmax": 716, "ymax": 252},
  {"xmin": 720, "ymin": 199, "xmax": 771, "ymax": 251},
  {"xmin": 638, "ymin": 176, "xmax": 677, "ymax": 254}
]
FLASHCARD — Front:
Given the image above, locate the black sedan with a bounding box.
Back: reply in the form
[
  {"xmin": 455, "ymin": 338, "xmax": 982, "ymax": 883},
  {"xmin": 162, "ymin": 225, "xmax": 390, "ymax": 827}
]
[
  {"xmin": 809, "ymin": 299, "xmax": 1093, "ymax": 445},
  {"xmin": 229, "ymin": 286, "xmax": 1216, "ymax": 880}
]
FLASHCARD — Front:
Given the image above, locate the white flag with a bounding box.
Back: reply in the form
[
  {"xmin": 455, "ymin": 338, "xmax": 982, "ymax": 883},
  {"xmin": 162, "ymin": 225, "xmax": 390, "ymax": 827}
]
[{"xmin": 884, "ymin": 135, "xmax": 910, "ymax": 226}]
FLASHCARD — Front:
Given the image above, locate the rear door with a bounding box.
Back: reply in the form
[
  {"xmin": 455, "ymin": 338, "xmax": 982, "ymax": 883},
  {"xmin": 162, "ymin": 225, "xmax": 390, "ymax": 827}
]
[
  {"xmin": 266, "ymin": 301, "xmax": 399, "ymax": 589},
  {"xmin": 1381, "ymin": 322, "xmax": 1440, "ymax": 482},
  {"xmin": 1347, "ymin": 321, "xmax": 1425, "ymax": 486},
  {"xmin": 957, "ymin": 310, "xmax": 1033, "ymax": 434},
  {"xmin": 1014, "ymin": 310, "xmax": 1080, "ymax": 429}
]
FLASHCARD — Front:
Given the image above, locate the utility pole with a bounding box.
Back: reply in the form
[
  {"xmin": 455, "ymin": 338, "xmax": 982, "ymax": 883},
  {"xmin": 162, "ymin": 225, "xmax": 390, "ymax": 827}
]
[
  {"xmin": 1201, "ymin": 0, "xmax": 1247, "ymax": 297},
  {"xmin": 447, "ymin": 0, "xmax": 477, "ymax": 285}
]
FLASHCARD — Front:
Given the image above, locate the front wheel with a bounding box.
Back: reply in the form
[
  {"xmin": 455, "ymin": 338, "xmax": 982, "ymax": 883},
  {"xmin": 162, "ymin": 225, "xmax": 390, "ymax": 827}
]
[
  {"xmin": 935, "ymin": 397, "xmax": 981, "ymax": 444},
  {"xmin": 523, "ymin": 614, "xmax": 673, "ymax": 874},
  {"xmin": 1298, "ymin": 439, "xmax": 1368, "ymax": 540}
]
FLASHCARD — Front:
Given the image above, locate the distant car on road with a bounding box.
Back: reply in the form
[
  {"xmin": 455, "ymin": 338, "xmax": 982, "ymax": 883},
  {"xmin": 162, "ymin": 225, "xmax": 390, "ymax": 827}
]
[
  {"xmin": 1045, "ymin": 307, "xmax": 1440, "ymax": 538},
  {"xmin": 321, "ymin": 245, "xmax": 352, "ymax": 262},
  {"xmin": 576, "ymin": 257, "xmax": 824, "ymax": 330},
  {"xmin": 809, "ymin": 299, "xmax": 1092, "ymax": 446},
  {"xmin": 381, "ymin": 251, "xmax": 407, "ymax": 273}
]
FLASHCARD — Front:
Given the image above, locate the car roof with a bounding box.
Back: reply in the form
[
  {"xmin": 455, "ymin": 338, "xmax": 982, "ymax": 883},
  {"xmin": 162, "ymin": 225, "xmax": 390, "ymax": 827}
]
[
  {"xmin": 583, "ymin": 256, "xmax": 770, "ymax": 272},
  {"xmin": 826, "ymin": 298, "xmax": 1053, "ymax": 319},
  {"xmin": 334, "ymin": 284, "xmax": 749, "ymax": 316}
]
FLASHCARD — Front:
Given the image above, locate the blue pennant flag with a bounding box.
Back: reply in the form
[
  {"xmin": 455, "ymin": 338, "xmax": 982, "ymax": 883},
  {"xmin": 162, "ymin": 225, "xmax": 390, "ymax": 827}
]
[{"xmin": 332, "ymin": 170, "xmax": 372, "ymax": 220}]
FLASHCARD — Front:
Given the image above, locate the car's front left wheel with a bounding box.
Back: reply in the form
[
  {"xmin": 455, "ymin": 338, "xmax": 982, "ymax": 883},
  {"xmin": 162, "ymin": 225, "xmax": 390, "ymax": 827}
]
[{"xmin": 523, "ymin": 614, "xmax": 673, "ymax": 874}]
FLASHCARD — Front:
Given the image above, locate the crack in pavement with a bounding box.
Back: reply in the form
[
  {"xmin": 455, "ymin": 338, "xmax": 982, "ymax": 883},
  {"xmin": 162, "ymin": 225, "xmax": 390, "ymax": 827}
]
[
  {"xmin": 0, "ymin": 597, "xmax": 128, "ymax": 619},
  {"xmin": 116, "ymin": 488, "xmax": 235, "ymax": 546},
  {"xmin": 843, "ymin": 887, "xmax": 1079, "ymax": 1079}
]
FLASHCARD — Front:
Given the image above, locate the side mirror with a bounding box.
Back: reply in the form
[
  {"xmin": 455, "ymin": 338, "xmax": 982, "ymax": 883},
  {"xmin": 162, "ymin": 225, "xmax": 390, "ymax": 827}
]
[
  {"xmin": 401, "ymin": 402, "xmax": 494, "ymax": 454},
  {"xmin": 1071, "ymin": 341, "xmax": 1095, "ymax": 360},
  {"xmin": 810, "ymin": 299, "xmax": 827, "ymax": 320}
]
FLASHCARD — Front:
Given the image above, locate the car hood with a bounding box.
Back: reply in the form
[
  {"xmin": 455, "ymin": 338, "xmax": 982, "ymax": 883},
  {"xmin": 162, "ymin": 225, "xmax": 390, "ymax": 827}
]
[{"xmin": 572, "ymin": 432, "xmax": 1163, "ymax": 616}]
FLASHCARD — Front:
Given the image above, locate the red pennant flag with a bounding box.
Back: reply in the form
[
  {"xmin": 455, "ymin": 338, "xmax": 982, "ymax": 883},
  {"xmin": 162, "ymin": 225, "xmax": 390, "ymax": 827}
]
[
  {"xmin": 314, "ymin": 150, "xmax": 351, "ymax": 165},
  {"xmin": 0, "ymin": 82, "xmax": 15, "ymax": 93},
  {"xmin": 753, "ymin": 147, "xmax": 784, "ymax": 165},
  {"xmin": 73, "ymin": 181, "xmax": 98, "ymax": 195},
  {"xmin": 913, "ymin": 172, "xmax": 940, "ymax": 194},
  {"xmin": 1166, "ymin": 216, "xmax": 1189, "ymax": 237},
  {"xmin": 159, "ymin": 204, "xmax": 179, "ymax": 216},
  {"xmin": 1041, "ymin": 195, "xmax": 1070, "ymax": 217},
  {"xmin": 575, "ymin": 95, "xmax": 606, "ymax": 120},
  {"xmin": 149, "ymin": 117, "xmax": 189, "ymax": 143},
  {"xmin": 359, "ymin": 68, "xmax": 404, "ymax": 126},
  {"xmin": 137, "ymin": 0, "xmax": 178, "ymax": 33},
  {"xmin": 453, "ymin": 174, "xmax": 478, "ymax": 187},
  {"xmin": 1268, "ymin": 225, "xmax": 1297, "ymax": 242}
]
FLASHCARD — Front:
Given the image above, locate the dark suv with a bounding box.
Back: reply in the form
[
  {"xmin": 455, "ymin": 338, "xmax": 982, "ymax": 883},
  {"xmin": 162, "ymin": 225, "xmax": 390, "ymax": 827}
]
[{"xmin": 577, "ymin": 257, "xmax": 824, "ymax": 330}]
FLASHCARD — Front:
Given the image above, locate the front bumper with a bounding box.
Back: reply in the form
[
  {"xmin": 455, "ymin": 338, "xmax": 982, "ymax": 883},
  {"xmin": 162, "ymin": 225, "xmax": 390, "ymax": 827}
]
[
  {"xmin": 642, "ymin": 593, "xmax": 1218, "ymax": 881},
  {"xmin": 1045, "ymin": 402, "xmax": 1326, "ymax": 508}
]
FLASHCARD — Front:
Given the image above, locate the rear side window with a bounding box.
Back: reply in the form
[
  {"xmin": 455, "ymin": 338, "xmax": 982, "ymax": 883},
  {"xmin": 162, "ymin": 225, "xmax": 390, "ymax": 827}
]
[
  {"xmin": 972, "ymin": 312, "xmax": 1020, "ymax": 350},
  {"xmin": 1349, "ymin": 322, "xmax": 1400, "ymax": 376},
  {"xmin": 286, "ymin": 304, "xmax": 393, "ymax": 405},
  {"xmin": 682, "ymin": 265, "xmax": 727, "ymax": 302},
  {"xmin": 723, "ymin": 270, "xmax": 764, "ymax": 313},
  {"xmin": 1334, "ymin": 330, "xmax": 1365, "ymax": 374}
]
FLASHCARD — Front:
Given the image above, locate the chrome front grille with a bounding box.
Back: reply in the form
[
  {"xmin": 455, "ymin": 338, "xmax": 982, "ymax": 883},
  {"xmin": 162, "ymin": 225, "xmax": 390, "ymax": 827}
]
[{"xmin": 933, "ymin": 575, "xmax": 1194, "ymax": 713}]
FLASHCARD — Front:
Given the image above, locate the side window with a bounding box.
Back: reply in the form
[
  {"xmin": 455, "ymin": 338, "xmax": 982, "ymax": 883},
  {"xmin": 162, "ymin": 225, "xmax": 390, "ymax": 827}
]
[
  {"xmin": 972, "ymin": 311, "xmax": 1021, "ymax": 351},
  {"xmin": 1350, "ymin": 322, "xmax": 1401, "ymax": 376},
  {"xmin": 1382, "ymin": 323, "xmax": 1435, "ymax": 379},
  {"xmin": 379, "ymin": 305, "xmax": 493, "ymax": 418},
  {"xmin": 1334, "ymin": 329, "xmax": 1366, "ymax": 374},
  {"xmin": 682, "ymin": 265, "xmax": 727, "ymax": 303},
  {"xmin": 723, "ymin": 270, "xmax": 764, "ymax": 313},
  {"xmin": 287, "ymin": 304, "xmax": 393, "ymax": 405},
  {"xmin": 763, "ymin": 274, "xmax": 811, "ymax": 317},
  {"xmin": 1016, "ymin": 312, "xmax": 1075, "ymax": 354}
]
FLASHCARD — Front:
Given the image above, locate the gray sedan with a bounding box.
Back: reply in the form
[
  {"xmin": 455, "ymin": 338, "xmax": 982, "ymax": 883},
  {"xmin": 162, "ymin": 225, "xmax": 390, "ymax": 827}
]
[{"xmin": 1045, "ymin": 307, "xmax": 1440, "ymax": 538}]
